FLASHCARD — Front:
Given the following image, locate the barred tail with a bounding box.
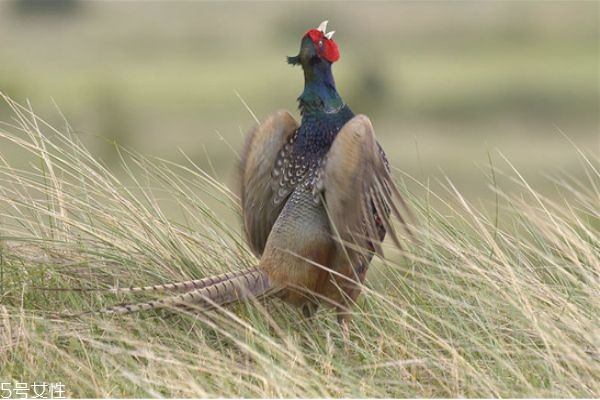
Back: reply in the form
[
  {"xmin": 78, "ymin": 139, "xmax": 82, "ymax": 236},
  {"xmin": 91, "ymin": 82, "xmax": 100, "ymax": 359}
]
[
  {"xmin": 37, "ymin": 269, "xmax": 249, "ymax": 295},
  {"xmin": 110, "ymin": 269, "xmax": 256, "ymax": 294},
  {"xmin": 92, "ymin": 267, "xmax": 276, "ymax": 315}
]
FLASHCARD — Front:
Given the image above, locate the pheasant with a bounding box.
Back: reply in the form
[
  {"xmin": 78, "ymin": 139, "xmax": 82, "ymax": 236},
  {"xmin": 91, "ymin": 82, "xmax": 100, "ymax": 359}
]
[{"xmin": 95, "ymin": 21, "xmax": 413, "ymax": 325}]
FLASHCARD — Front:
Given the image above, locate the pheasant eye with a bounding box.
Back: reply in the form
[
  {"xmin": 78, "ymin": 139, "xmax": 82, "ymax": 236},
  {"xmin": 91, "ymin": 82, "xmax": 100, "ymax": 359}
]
[{"xmin": 318, "ymin": 40, "xmax": 323, "ymax": 47}]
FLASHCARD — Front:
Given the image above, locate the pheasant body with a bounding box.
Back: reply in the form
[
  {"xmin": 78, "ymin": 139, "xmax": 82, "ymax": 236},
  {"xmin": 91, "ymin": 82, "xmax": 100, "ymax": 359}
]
[
  {"xmin": 94, "ymin": 21, "xmax": 413, "ymax": 324},
  {"xmin": 261, "ymin": 64, "xmax": 371, "ymax": 310}
]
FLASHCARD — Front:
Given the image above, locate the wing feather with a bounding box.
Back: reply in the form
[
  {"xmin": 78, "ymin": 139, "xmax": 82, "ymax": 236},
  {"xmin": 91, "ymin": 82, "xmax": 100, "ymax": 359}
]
[
  {"xmin": 238, "ymin": 110, "xmax": 299, "ymax": 256},
  {"xmin": 315, "ymin": 114, "xmax": 414, "ymax": 258}
]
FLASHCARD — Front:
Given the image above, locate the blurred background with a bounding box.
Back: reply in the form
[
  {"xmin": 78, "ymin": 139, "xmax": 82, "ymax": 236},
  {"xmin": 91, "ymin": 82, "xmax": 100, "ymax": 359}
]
[{"xmin": 0, "ymin": 0, "xmax": 598, "ymax": 223}]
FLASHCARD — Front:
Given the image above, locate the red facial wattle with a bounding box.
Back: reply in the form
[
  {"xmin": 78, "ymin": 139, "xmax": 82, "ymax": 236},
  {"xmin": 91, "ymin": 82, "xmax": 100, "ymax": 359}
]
[{"xmin": 305, "ymin": 29, "xmax": 340, "ymax": 63}]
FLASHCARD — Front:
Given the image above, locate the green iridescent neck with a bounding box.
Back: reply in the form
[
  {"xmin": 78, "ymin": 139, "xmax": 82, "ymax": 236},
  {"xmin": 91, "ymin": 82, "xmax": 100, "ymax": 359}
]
[{"xmin": 299, "ymin": 58, "xmax": 344, "ymax": 116}]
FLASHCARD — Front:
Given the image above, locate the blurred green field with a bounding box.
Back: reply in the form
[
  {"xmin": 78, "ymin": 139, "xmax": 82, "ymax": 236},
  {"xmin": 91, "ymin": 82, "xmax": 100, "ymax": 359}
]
[{"xmin": 0, "ymin": 1, "xmax": 598, "ymax": 221}]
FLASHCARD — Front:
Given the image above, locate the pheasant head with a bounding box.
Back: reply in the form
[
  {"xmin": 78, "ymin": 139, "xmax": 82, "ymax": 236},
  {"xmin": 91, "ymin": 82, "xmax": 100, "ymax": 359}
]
[
  {"xmin": 287, "ymin": 20, "xmax": 340, "ymax": 66},
  {"xmin": 287, "ymin": 21, "xmax": 346, "ymax": 117}
]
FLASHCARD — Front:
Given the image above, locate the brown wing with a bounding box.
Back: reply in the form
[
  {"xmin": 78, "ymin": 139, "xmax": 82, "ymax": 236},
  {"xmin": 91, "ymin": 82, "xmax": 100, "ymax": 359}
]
[
  {"xmin": 314, "ymin": 114, "xmax": 414, "ymax": 258},
  {"xmin": 238, "ymin": 110, "xmax": 299, "ymax": 256}
]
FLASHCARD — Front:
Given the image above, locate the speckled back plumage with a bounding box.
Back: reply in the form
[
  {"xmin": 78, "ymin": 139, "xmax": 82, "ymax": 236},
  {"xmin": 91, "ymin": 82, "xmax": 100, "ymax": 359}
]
[{"xmin": 272, "ymin": 102, "xmax": 355, "ymax": 206}]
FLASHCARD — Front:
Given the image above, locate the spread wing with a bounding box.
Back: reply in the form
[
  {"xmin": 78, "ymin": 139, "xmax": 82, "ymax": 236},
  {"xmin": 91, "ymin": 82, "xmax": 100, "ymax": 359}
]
[
  {"xmin": 238, "ymin": 110, "xmax": 299, "ymax": 257},
  {"xmin": 314, "ymin": 114, "xmax": 414, "ymax": 257}
]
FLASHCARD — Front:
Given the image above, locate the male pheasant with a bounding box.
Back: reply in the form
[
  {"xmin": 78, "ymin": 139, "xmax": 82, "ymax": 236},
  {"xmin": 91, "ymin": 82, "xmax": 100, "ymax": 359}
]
[{"xmin": 97, "ymin": 21, "xmax": 413, "ymax": 324}]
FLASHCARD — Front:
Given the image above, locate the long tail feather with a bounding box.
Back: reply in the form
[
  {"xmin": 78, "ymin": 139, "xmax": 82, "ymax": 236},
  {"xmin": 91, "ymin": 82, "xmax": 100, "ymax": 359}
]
[
  {"xmin": 86, "ymin": 267, "xmax": 277, "ymax": 316},
  {"xmin": 110, "ymin": 269, "xmax": 254, "ymax": 294},
  {"xmin": 37, "ymin": 269, "xmax": 249, "ymax": 295}
]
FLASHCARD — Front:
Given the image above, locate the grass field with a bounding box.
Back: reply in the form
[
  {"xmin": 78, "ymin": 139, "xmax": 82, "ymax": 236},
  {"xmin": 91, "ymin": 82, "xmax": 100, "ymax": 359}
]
[
  {"xmin": 0, "ymin": 94, "xmax": 598, "ymax": 396},
  {"xmin": 1, "ymin": 2, "xmax": 599, "ymax": 397}
]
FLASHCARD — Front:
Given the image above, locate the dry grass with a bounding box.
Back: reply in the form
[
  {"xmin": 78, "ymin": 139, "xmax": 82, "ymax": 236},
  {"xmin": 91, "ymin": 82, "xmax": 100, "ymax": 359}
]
[{"xmin": 0, "ymin": 94, "xmax": 598, "ymax": 397}]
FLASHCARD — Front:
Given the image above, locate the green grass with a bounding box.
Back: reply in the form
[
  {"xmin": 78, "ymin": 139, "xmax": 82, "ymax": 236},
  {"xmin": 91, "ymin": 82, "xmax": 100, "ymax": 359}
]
[{"xmin": 1, "ymin": 95, "xmax": 598, "ymax": 397}]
